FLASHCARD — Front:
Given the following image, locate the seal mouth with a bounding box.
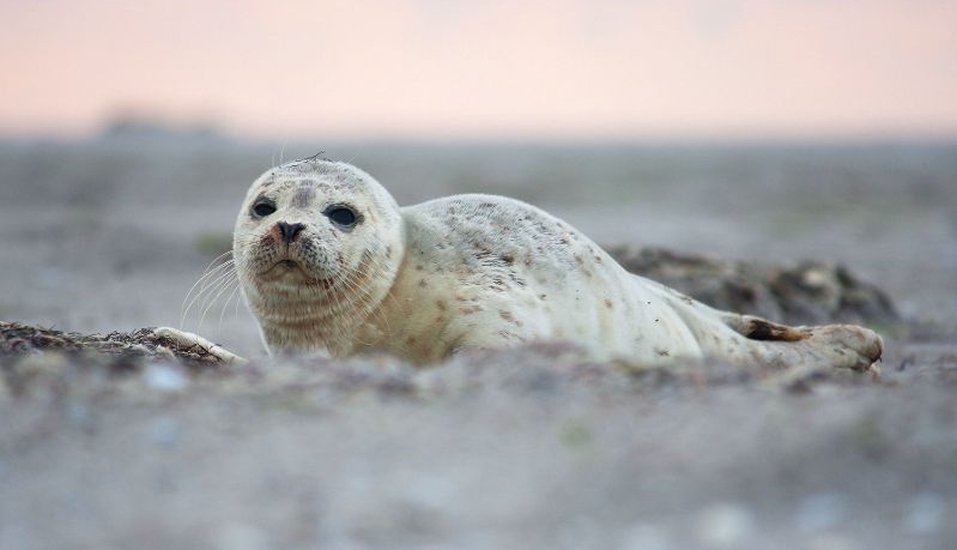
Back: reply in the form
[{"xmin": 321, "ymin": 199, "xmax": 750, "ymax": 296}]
[
  {"xmin": 260, "ymin": 259, "xmax": 335, "ymax": 290},
  {"xmin": 259, "ymin": 259, "xmax": 300, "ymax": 275}
]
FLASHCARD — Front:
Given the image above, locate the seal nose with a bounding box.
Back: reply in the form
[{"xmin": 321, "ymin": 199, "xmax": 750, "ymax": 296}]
[{"xmin": 276, "ymin": 221, "xmax": 305, "ymax": 243}]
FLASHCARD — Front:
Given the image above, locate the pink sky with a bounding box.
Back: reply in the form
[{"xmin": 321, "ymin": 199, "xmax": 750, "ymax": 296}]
[{"xmin": 2, "ymin": 0, "xmax": 955, "ymax": 139}]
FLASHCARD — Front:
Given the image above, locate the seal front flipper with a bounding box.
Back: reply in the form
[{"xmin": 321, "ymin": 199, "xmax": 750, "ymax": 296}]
[{"xmin": 152, "ymin": 327, "xmax": 247, "ymax": 365}]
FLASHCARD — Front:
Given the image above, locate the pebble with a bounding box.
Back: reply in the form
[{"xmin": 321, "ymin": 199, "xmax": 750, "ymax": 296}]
[
  {"xmin": 147, "ymin": 416, "xmax": 180, "ymax": 447},
  {"xmin": 806, "ymin": 533, "xmax": 858, "ymax": 550},
  {"xmin": 795, "ymin": 493, "xmax": 846, "ymax": 533},
  {"xmin": 905, "ymin": 491, "xmax": 946, "ymax": 535},
  {"xmin": 66, "ymin": 400, "xmax": 97, "ymax": 433},
  {"xmin": 696, "ymin": 502, "xmax": 754, "ymax": 547},
  {"xmin": 213, "ymin": 522, "xmax": 268, "ymax": 550},
  {"xmin": 143, "ymin": 362, "xmax": 189, "ymax": 392},
  {"xmin": 618, "ymin": 522, "xmax": 668, "ymax": 550}
]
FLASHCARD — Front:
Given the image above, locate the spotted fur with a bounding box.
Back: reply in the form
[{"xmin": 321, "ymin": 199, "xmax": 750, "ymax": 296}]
[{"xmin": 233, "ymin": 159, "xmax": 883, "ymax": 372}]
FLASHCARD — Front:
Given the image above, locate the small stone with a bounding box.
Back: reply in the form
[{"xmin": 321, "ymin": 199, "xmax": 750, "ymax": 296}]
[
  {"xmin": 906, "ymin": 492, "xmax": 945, "ymax": 535},
  {"xmin": 143, "ymin": 362, "xmax": 189, "ymax": 392},
  {"xmin": 213, "ymin": 522, "xmax": 268, "ymax": 550},
  {"xmin": 806, "ymin": 533, "xmax": 858, "ymax": 550},
  {"xmin": 13, "ymin": 352, "xmax": 68, "ymax": 379},
  {"xmin": 66, "ymin": 401, "xmax": 95, "ymax": 432},
  {"xmin": 618, "ymin": 522, "xmax": 668, "ymax": 550},
  {"xmin": 795, "ymin": 493, "xmax": 846, "ymax": 533},
  {"xmin": 148, "ymin": 417, "xmax": 180, "ymax": 447},
  {"xmin": 696, "ymin": 502, "xmax": 754, "ymax": 547}
]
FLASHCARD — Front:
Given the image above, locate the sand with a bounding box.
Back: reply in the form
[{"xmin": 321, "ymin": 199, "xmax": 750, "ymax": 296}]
[{"xmin": 1, "ymin": 138, "xmax": 955, "ymax": 549}]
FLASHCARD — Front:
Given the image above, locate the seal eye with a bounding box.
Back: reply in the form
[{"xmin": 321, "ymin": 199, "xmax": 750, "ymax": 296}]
[
  {"xmin": 252, "ymin": 200, "xmax": 276, "ymax": 218},
  {"xmin": 325, "ymin": 206, "xmax": 358, "ymax": 228}
]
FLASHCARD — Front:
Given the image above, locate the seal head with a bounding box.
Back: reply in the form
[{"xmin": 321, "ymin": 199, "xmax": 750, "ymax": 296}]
[{"xmin": 233, "ymin": 159, "xmax": 404, "ymax": 356}]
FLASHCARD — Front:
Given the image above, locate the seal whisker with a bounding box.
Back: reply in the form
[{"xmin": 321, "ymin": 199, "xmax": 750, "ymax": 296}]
[
  {"xmin": 198, "ymin": 271, "xmax": 241, "ymax": 331},
  {"xmin": 181, "ymin": 261, "xmax": 236, "ymax": 323},
  {"xmin": 336, "ymin": 269, "xmax": 391, "ymax": 349},
  {"xmin": 183, "ymin": 263, "xmax": 238, "ymax": 330},
  {"xmin": 180, "ymin": 255, "xmax": 235, "ymax": 327},
  {"xmin": 181, "ymin": 251, "xmax": 233, "ymax": 298},
  {"xmin": 218, "ymin": 280, "xmax": 243, "ymax": 328}
]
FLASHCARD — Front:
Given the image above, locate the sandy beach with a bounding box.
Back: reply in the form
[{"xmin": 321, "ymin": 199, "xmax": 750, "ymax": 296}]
[{"xmin": 1, "ymin": 138, "xmax": 955, "ymax": 549}]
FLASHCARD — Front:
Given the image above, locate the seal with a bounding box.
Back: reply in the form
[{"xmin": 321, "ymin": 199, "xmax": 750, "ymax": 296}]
[{"xmin": 195, "ymin": 158, "xmax": 884, "ymax": 371}]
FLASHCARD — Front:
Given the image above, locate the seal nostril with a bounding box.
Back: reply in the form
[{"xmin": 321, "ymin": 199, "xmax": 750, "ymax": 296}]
[{"xmin": 276, "ymin": 221, "xmax": 305, "ymax": 243}]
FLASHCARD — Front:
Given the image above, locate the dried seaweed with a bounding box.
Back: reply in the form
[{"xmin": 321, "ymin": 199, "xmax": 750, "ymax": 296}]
[{"xmin": 0, "ymin": 322, "xmax": 227, "ymax": 369}]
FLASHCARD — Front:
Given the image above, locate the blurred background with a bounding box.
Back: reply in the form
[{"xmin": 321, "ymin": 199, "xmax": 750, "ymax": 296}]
[
  {"xmin": 3, "ymin": 0, "xmax": 956, "ymax": 140},
  {"xmin": 1, "ymin": 0, "xmax": 955, "ymax": 356}
]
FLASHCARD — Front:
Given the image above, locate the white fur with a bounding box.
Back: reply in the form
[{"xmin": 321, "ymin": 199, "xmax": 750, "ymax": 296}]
[{"xmin": 231, "ymin": 159, "xmax": 883, "ymax": 371}]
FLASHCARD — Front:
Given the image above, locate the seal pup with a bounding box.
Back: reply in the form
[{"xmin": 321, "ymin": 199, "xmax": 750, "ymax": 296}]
[{"xmin": 198, "ymin": 157, "xmax": 881, "ymax": 372}]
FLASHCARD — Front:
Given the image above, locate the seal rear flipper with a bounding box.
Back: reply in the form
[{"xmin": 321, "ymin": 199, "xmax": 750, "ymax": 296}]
[
  {"xmin": 725, "ymin": 314, "xmax": 812, "ymax": 342},
  {"xmin": 719, "ymin": 313, "xmax": 883, "ymax": 373}
]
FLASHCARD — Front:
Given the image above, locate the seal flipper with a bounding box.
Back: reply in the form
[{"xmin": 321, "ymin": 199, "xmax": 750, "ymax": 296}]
[
  {"xmin": 726, "ymin": 315, "xmax": 811, "ymax": 342},
  {"xmin": 720, "ymin": 313, "xmax": 883, "ymax": 373},
  {"xmin": 153, "ymin": 327, "xmax": 247, "ymax": 365}
]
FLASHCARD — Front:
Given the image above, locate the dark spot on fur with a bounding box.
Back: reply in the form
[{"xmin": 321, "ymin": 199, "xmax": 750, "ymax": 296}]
[
  {"xmin": 489, "ymin": 277, "xmax": 508, "ymax": 291},
  {"xmin": 655, "ymin": 348, "xmax": 670, "ymax": 357},
  {"xmin": 418, "ymin": 279, "xmax": 428, "ymax": 288},
  {"xmin": 436, "ymin": 300, "xmax": 447, "ymax": 311},
  {"xmin": 604, "ymin": 299, "xmax": 613, "ymax": 309},
  {"xmin": 292, "ymin": 184, "xmax": 314, "ymax": 208},
  {"xmin": 498, "ymin": 330, "xmax": 526, "ymax": 342},
  {"xmin": 745, "ymin": 319, "xmax": 808, "ymax": 342},
  {"xmin": 500, "ymin": 253, "xmax": 514, "ymax": 265}
]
